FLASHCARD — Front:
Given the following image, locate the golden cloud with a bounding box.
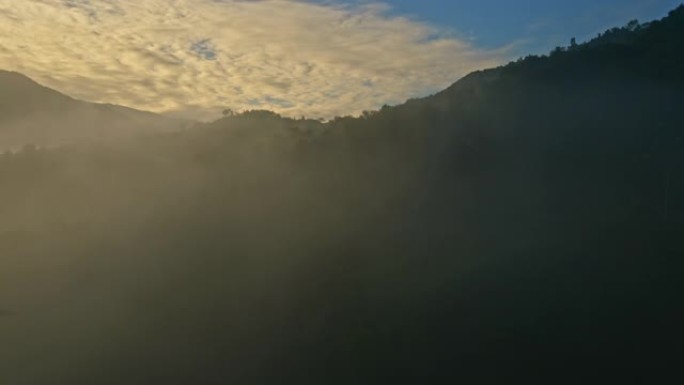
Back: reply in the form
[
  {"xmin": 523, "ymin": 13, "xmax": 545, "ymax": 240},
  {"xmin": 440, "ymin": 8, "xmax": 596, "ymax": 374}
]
[{"xmin": 0, "ymin": 0, "xmax": 511, "ymax": 120}]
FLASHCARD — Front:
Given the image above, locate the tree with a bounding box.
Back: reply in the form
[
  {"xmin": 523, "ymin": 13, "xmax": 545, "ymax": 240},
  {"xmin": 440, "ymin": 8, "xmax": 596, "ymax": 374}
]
[
  {"xmin": 222, "ymin": 108, "xmax": 235, "ymax": 118},
  {"xmin": 550, "ymin": 46, "xmax": 565, "ymax": 57},
  {"xmin": 626, "ymin": 19, "xmax": 640, "ymax": 31},
  {"xmin": 361, "ymin": 110, "xmax": 377, "ymax": 119}
]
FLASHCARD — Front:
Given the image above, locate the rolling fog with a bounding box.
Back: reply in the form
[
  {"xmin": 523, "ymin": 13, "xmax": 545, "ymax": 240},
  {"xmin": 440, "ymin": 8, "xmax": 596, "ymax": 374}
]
[
  {"xmin": 0, "ymin": 114, "xmax": 433, "ymax": 383},
  {"xmin": 1, "ymin": 7, "xmax": 684, "ymax": 383}
]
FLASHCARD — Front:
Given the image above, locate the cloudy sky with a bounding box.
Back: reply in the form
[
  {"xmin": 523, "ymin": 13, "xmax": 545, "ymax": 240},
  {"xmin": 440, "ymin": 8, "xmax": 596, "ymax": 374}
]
[{"xmin": 0, "ymin": 0, "xmax": 678, "ymax": 120}]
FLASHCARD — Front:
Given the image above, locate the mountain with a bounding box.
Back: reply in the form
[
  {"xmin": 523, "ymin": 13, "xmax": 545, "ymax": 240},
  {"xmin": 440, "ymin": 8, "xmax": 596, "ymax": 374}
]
[
  {"xmin": 0, "ymin": 70, "xmax": 187, "ymax": 149},
  {"xmin": 0, "ymin": 5, "xmax": 683, "ymax": 385}
]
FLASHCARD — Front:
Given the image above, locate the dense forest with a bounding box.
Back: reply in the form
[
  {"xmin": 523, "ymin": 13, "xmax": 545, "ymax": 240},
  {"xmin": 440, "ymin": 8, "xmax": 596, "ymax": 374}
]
[{"xmin": 1, "ymin": 5, "xmax": 683, "ymax": 384}]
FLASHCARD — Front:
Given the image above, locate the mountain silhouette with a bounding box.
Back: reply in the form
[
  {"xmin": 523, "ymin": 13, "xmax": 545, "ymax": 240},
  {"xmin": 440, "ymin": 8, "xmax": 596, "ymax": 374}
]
[
  {"xmin": 0, "ymin": 70, "xmax": 187, "ymax": 149},
  {"xmin": 0, "ymin": 5, "xmax": 682, "ymax": 385}
]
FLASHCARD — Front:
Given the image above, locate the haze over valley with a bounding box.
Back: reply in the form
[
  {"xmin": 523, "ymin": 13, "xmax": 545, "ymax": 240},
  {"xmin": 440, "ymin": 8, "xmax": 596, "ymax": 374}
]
[{"xmin": 1, "ymin": 2, "xmax": 683, "ymax": 384}]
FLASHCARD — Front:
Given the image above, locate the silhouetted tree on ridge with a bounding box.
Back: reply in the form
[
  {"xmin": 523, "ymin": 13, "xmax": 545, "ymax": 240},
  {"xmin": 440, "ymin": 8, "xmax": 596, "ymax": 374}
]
[{"xmin": 0, "ymin": 5, "xmax": 683, "ymax": 384}]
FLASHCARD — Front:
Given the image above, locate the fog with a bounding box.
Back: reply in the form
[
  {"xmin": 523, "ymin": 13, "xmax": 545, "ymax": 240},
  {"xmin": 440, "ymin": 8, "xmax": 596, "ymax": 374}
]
[
  {"xmin": 0, "ymin": 112, "xmax": 432, "ymax": 383},
  {"xmin": 1, "ymin": 7, "xmax": 684, "ymax": 384},
  {"xmin": 0, "ymin": 71, "xmax": 185, "ymax": 150}
]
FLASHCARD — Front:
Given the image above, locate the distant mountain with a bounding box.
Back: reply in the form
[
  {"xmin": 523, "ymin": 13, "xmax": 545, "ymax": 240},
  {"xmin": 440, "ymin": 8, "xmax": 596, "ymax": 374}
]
[
  {"xmin": 0, "ymin": 70, "xmax": 187, "ymax": 149},
  {"xmin": 0, "ymin": 5, "xmax": 683, "ymax": 384}
]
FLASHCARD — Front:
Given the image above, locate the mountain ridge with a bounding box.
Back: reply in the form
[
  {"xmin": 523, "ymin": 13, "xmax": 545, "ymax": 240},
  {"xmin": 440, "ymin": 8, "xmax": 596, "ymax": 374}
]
[
  {"xmin": 0, "ymin": 70, "xmax": 188, "ymax": 149},
  {"xmin": 0, "ymin": 6, "xmax": 682, "ymax": 383}
]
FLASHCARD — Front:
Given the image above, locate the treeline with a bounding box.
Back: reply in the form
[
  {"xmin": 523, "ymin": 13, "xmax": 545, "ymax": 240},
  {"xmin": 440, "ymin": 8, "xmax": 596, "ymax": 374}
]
[{"xmin": 1, "ymin": 5, "xmax": 683, "ymax": 384}]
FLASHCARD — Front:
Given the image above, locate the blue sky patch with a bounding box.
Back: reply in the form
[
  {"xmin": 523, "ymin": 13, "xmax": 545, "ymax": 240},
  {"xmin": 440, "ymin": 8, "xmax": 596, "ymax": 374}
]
[{"xmin": 190, "ymin": 39, "xmax": 217, "ymax": 61}]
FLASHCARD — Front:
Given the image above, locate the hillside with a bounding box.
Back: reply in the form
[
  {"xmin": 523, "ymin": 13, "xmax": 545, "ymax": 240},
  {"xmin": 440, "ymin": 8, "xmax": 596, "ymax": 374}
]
[
  {"xmin": 0, "ymin": 70, "xmax": 187, "ymax": 149},
  {"xmin": 0, "ymin": 5, "xmax": 683, "ymax": 384}
]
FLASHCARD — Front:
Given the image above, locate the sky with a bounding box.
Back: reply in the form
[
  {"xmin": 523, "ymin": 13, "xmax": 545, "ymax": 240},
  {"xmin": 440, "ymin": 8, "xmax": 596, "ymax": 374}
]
[
  {"xmin": 0, "ymin": 0, "xmax": 680, "ymax": 120},
  {"xmin": 382, "ymin": 0, "xmax": 681, "ymax": 50}
]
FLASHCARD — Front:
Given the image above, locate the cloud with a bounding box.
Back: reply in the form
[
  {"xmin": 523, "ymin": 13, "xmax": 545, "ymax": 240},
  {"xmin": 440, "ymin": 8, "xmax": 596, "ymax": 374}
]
[{"xmin": 0, "ymin": 0, "xmax": 511, "ymax": 120}]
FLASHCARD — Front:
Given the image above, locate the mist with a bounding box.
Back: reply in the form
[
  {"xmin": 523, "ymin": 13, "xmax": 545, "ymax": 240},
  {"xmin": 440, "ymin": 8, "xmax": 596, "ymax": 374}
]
[
  {"xmin": 0, "ymin": 71, "xmax": 185, "ymax": 150},
  {"xmin": 1, "ymin": 5, "xmax": 683, "ymax": 384}
]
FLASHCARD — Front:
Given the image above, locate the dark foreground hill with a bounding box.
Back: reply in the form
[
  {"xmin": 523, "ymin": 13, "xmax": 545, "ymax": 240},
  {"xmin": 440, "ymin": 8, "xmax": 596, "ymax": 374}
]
[
  {"xmin": 0, "ymin": 6, "xmax": 683, "ymax": 384},
  {"xmin": 0, "ymin": 70, "xmax": 186, "ymax": 149}
]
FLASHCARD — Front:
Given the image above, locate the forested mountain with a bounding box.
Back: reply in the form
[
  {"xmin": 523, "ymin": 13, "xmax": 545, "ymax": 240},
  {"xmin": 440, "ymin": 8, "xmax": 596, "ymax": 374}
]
[
  {"xmin": 0, "ymin": 5, "xmax": 683, "ymax": 384},
  {"xmin": 0, "ymin": 70, "xmax": 186, "ymax": 149}
]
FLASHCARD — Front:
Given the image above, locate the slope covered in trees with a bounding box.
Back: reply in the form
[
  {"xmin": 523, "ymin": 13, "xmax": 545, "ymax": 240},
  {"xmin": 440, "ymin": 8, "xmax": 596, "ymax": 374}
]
[{"xmin": 1, "ymin": 6, "xmax": 683, "ymax": 384}]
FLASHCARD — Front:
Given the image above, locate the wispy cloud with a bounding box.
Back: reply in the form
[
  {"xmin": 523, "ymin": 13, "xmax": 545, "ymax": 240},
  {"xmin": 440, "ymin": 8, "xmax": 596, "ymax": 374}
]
[{"xmin": 0, "ymin": 0, "xmax": 511, "ymax": 120}]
